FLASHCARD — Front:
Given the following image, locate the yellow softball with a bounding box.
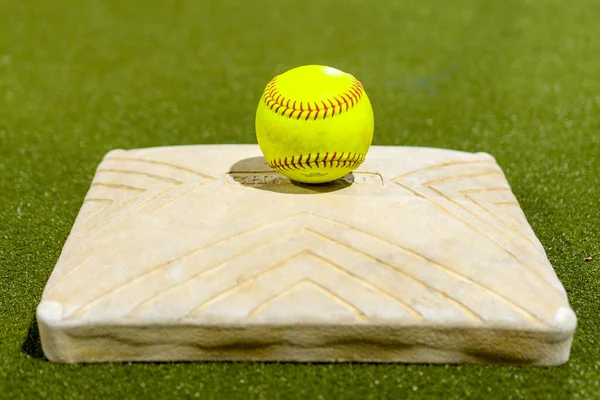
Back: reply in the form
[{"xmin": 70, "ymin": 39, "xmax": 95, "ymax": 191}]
[{"xmin": 255, "ymin": 65, "xmax": 374, "ymax": 184}]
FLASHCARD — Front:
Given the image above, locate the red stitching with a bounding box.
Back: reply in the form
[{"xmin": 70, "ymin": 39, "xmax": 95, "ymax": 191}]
[
  {"xmin": 343, "ymin": 154, "xmax": 352, "ymax": 168},
  {"xmin": 348, "ymin": 91, "xmax": 358, "ymax": 105},
  {"xmin": 335, "ymin": 96, "xmax": 346, "ymax": 113},
  {"xmin": 305, "ymin": 104, "xmax": 313, "ymax": 120},
  {"xmin": 341, "ymin": 92, "xmax": 354, "ymax": 107},
  {"xmin": 263, "ymin": 77, "xmax": 364, "ymax": 119},
  {"xmin": 327, "ymin": 99, "xmax": 335, "ymax": 117},
  {"xmin": 267, "ymin": 152, "xmax": 366, "ymax": 172}
]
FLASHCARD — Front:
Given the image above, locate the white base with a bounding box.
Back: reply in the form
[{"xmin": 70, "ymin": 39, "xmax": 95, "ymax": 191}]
[{"xmin": 37, "ymin": 145, "xmax": 576, "ymax": 365}]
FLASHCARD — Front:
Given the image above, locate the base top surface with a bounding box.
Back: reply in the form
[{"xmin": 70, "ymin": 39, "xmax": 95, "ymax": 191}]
[{"xmin": 37, "ymin": 144, "xmax": 576, "ymax": 365}]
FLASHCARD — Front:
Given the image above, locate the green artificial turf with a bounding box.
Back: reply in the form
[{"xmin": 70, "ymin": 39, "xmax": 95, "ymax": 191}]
[{"xmin": 1, "ymin": 0, "xmax": 599, "ymax": 398}]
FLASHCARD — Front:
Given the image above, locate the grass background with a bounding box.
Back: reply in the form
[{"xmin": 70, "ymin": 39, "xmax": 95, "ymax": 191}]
[{"xmin": 1, "ymin": 0, "xmax": 599, "ymax": 398}]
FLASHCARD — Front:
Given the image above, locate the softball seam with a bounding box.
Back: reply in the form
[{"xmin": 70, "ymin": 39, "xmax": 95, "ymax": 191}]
[
  {"xmin": 263, "ymin": 76, "xmax": 364, "ymax": 120},
  {"xmin": 267, "ymin": 152, "xmax": 366, "ymax": 171}
]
